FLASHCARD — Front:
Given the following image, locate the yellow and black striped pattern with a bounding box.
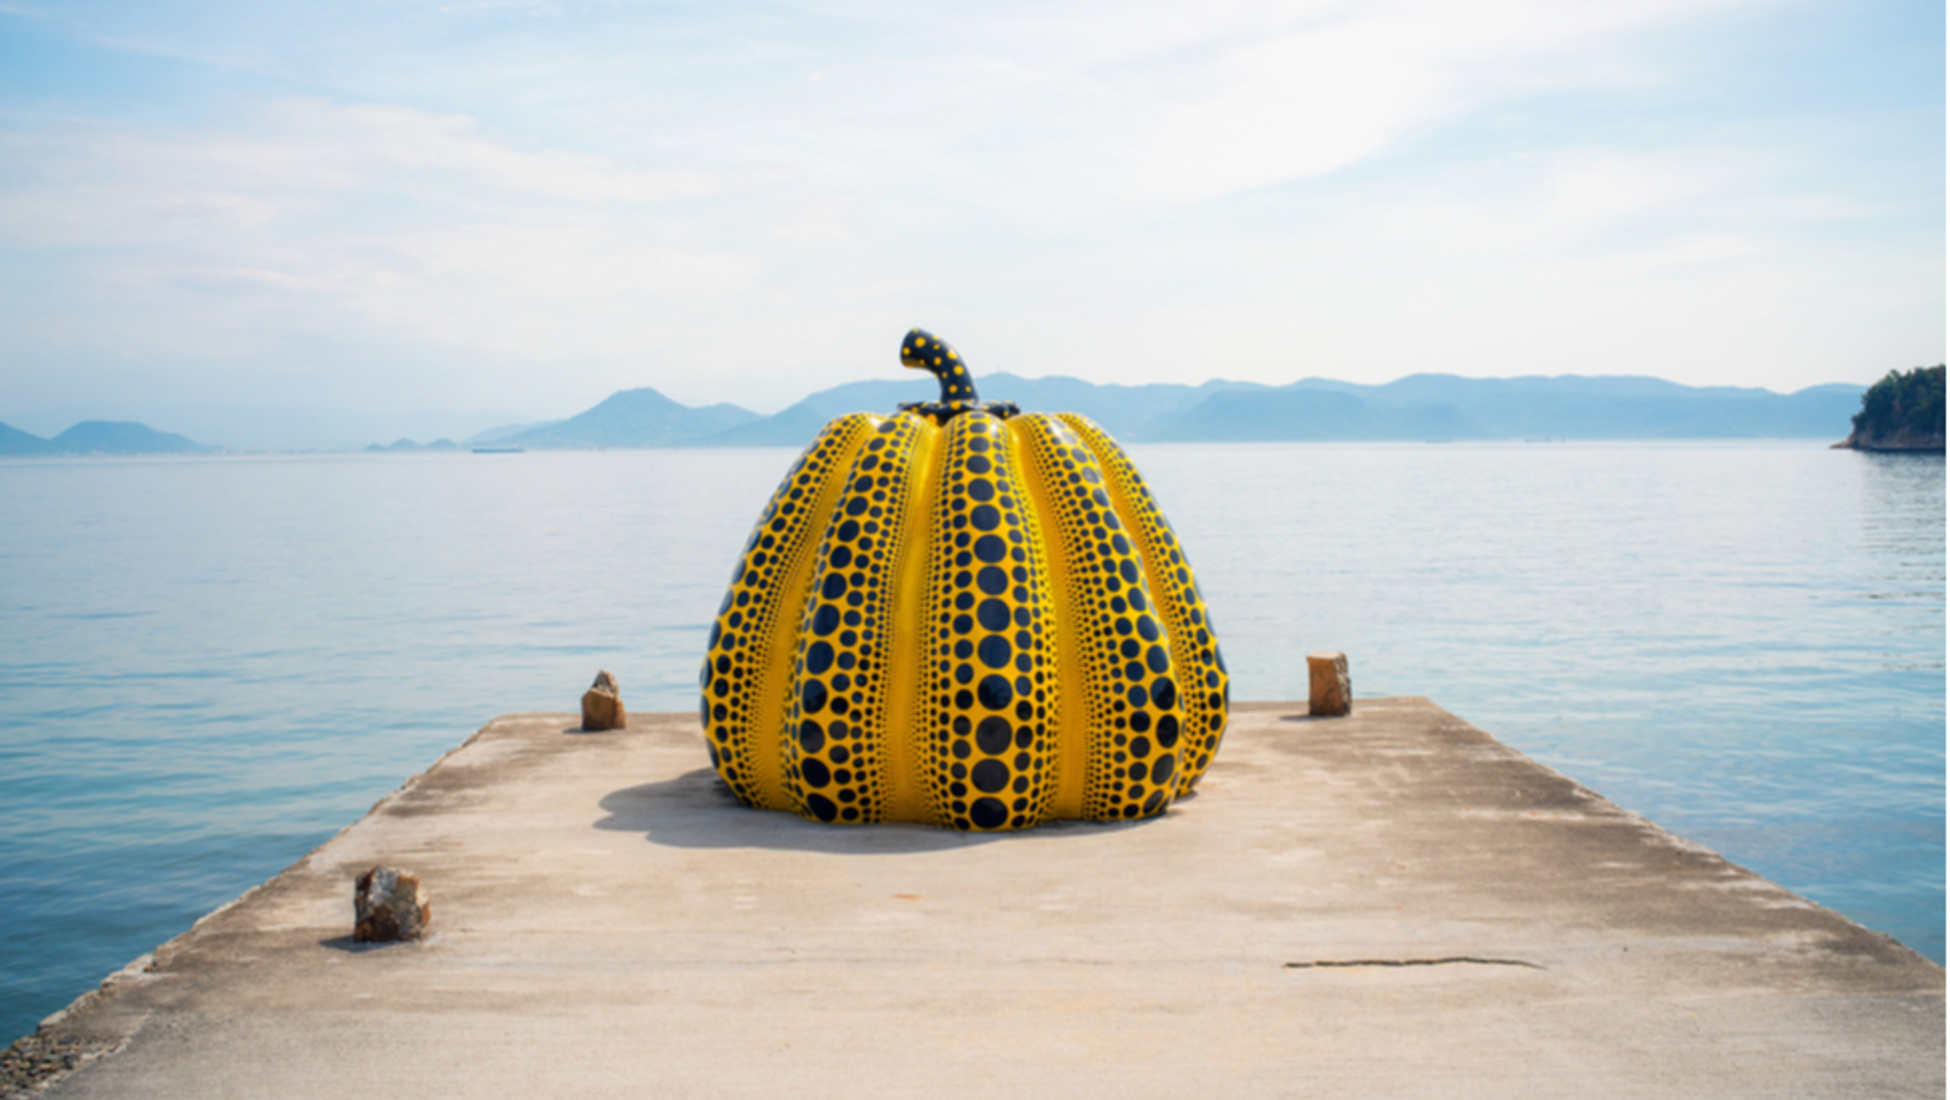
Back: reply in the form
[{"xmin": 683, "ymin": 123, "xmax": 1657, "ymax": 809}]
[{"xmin": 699, "ymin": 343, "xmax": 1229, "ymax": 831}]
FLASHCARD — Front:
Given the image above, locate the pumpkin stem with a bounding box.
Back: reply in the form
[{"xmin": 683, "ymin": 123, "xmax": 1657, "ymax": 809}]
[
  {"xmin": 896, "ymin": 329, "xmax": 1019, "ymax": 423},
  {"xmin": 901, "ymin": 328, "xmax": 980, "ymax": 405}
]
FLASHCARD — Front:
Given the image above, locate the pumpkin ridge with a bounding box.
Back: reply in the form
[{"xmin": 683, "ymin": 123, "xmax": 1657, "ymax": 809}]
[
  {"xmin": 1060, "ymin": 414, "xmax": 1230, "ymax": 793},
  {"xmin": 999, "ymin": 419, "xmax": 1065, "ymax": 827},
  {"xmin": 757, "ymin": 414, "xmax": 877, "ymax": 811},
  {"xmin": 1023, "ymin": 414, "xmax": 1183, "ymax": 820},
  {"xmin": 920, "ymin": 412, "xmax": 1059, "ymax": 831},
  {"xmin": 781, "ymin": 413, "xmax": 926, "ymax": 824},
  {"xmin": 1008, "ymin": 414, "xmax": 1088, "ymax": 819},
  {"xmin": 881, "ymin": 417, "xmax": 943, "ymax": 825},
  {"xmin": 701, "ymin": 414, "xmax": 873, "ymax": 810},
  {"xmin": 1016, "ymin": 415, "xmax": 1121, "ymax": 817}
]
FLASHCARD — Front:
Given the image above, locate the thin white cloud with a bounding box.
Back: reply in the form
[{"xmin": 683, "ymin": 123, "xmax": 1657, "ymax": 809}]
[
  {"xmin": 0, "ymin": 98, "xmax": 716, "ymax": 249},
  {"xmin": 0, "ymin": 0, "xmax": 1936, "ymax": 416},
  {"xmin": 717, "ymin": 0, "xmax": 1760, "ymax": 210}
]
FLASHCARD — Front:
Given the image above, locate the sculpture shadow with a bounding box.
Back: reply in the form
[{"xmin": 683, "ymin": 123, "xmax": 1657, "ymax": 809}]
[
  {"xmin": 316, "ymin": 935, "xmax": 420, "ymax": 953},
  {"xmin": 596, "ymin": 767, "xmax": 1160, "ymax": 854}
]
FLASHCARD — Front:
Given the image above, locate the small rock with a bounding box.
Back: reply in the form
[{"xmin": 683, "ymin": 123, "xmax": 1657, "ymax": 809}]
[
  {"xmin": 1307, "ymin": 651, "xmax": 1351, "ymax": 717},
  {"xmin": 581, "ymin": 669, "xmax": 626, "ymax": 731},
  {"xmin": 353, "ymin": 866, "xmax": 431, "ymax": 943}
]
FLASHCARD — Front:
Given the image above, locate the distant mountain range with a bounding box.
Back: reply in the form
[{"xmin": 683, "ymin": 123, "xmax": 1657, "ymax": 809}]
[
  {"xmin": 418, "ymin": 372, "xmax": 1868, "ymax": 450},
  {"xmin": 493, "ymin": 387, "xmax": 763, "ymax": 448},
  {"xmin": 2, "ymin": 373, "xmax": 1871, "ymax": 455},
  {"xmin": 1145, "ymin": 375, "xmax": 1866, "ymax": 442},
  {"xmin": 0, "ymin": 420, "xmax": 211, "ymax": 456}
]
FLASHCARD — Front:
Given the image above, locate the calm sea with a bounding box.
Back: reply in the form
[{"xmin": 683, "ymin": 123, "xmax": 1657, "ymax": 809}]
[{"xmin": 0, "ymin": 441, "xmax": 1941, "ymax": 1041}]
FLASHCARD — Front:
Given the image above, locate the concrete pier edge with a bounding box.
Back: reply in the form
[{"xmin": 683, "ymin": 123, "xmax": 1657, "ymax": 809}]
[{"xmin": 4, "ymin": 698, "xmax": 1942, "ymax": 1099}]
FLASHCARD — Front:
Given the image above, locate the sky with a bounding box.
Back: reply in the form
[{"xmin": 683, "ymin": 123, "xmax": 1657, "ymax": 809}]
[{"xmin": 0, "ymin": 0, "xmax": 1943, "ymax": 432}]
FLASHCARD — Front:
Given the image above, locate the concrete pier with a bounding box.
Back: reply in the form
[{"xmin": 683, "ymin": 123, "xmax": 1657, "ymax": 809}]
[{"xmin": 12, "ymin": 699, "xmax": 1943, "ymax": 1098}]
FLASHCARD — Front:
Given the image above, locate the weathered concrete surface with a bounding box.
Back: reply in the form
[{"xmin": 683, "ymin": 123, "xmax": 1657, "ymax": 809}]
[{"xmin": 21, "ymin": 700, "xmax": 1943, "ymax": 1099}]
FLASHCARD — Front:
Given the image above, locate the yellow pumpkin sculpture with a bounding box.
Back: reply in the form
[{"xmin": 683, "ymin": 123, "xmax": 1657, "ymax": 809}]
[{"xmin": 700, "ymin": 329, "xmax": 1229, "ymax": 830}]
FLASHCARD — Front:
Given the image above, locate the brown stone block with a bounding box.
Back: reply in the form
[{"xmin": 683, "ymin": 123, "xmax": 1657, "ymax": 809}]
[
  {"xmin": 1308, "ymin": 651, "xmax": 1351, "ymax": 716},
  {"xmin": 581, "ymin": 669, "xmax": 626, "ymax": 731},
  {"xmin": 353, "ymin": 866, "xmax": 430, "ymax": 943}
]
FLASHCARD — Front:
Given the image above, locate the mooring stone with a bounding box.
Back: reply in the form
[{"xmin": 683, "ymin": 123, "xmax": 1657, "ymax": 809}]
[
  {"xmin": 1308, "ymin": 651, "xmax": 1351, "ymax": 716},
  {"xmin": 353, "ymin": 866, "xmax": 431, "ymax": 943},
  {"xmin": 581, "ymin": 669, "xmax": 626, "ymax": 731}
]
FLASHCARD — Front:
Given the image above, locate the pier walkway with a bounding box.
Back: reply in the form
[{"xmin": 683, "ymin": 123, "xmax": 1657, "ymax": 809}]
[{"xmin": 16, "ymin": 700, "xmax": 1943, "ymax": 1098}]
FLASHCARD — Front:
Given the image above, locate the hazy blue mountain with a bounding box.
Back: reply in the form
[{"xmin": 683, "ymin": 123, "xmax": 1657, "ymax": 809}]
[
  {"xmin": 365, "ymin": 438, "xmax": 461, "ymax": 452},
  {"xmin": 975, "ymin": 373, "xmax": 1270, "ymax": 438},
  {"xmin": 688, "ymin": 372, "xmax": 1271, "ymax": 446},
  {"xmin": 1145, "ymin": 389, "xmax": 1492, "ymax": 442},
  {"xmin": 1143, "ymin": 375, "xmax": 1866, "ymax": 442},
  {"xmin": 1, "ymin": 371, "xmax": 1872, "ymax": 454},
  {"xmin": 50, "ymin": 421, "xmax": 211, "ymax": 454},
  {"xmin": 691, "ymin": 378, "xmax": 940, "ymax": 447},
  {"xmin": 466, "ymin": 420, "xmax": 560, "ymax": 445},
  {"xmin": 499, "ymin": 388, "xmax": 761, "ymax": 448},
  {"xmin": 0, "ymin": 423, "xmax": 59, "ymax": 455},
  {"xmin": 8, "ymin": 403, "xmax": 532, "ymax": 451}
]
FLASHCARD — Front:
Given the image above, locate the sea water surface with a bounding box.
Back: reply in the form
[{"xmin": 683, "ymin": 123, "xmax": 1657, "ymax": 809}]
[{"xmin": 0, "ymin": 441, "xmax": 1942, "ymax": 1041}]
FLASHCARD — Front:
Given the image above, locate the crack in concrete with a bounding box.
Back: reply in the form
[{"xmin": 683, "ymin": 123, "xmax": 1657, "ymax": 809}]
[{"xmin": 1285, "ymin": 957, "xmax": 1545, "ymax": 970}]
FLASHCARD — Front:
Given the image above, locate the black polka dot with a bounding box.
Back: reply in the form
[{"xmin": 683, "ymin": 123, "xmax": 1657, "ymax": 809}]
[
  {"xmin": 1151, "ymin": 678, "xmax": 1176, "ymax": 709},
  {"xmin": 979, "ymin": 635, "xmax": 1012, "ymax": 669},
  {"xmin": 806, "ymin": 641, "xmax": 834, "ymax": 674},
  {"xmin": 813, "ymin": 605, "xmax": 841, "ymax": 635},
  {"xmin": 1157, "ymin": 714, "xmax": 1180, "ymax": 748},
  {"xmin": 1151, "ymin": 754, "xmax": 1176, "ymax": 785},
  {"xmin": 971, "ymin": 759, "xmax": 1010, "ymax": 793},
  {"xmin": 969, "ymin": 797, "xmax": 1009, "ymax": 828},
  {"xmin": 977, "ymin": 599, "xmax": 1010, "ymax": 631},
  {"xmin": 976, "ymin": 716, "xmax": 1012, "ymax": 754},
  {"xmin": 978, "ymin": 675, "xmax": 1014, "ymax": 710}
]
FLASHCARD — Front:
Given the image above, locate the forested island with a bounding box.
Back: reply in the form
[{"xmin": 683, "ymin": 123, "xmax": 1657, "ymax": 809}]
[{"xmin": 1834, "ymin": 365, "xmax": 1946, "ymax": 452}]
